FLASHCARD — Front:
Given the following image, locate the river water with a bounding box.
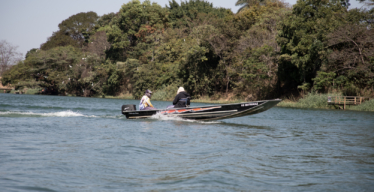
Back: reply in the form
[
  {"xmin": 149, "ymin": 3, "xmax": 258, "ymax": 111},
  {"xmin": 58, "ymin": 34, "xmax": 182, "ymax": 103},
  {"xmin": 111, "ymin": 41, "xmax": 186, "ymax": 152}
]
[{"xmin": 0, "ymin": 93, "xmax": 373, "ymax": 191}]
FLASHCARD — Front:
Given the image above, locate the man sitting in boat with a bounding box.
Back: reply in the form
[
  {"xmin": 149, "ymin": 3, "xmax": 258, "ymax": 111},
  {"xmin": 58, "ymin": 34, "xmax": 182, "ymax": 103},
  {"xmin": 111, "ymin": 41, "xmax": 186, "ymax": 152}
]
[
  {"xmin": 139, "ymin": 89, "xmax": 156, "ymax": 110},
  {"xmin": 171, "ymin": 87, "xmax": 190, "ymax": 108}
]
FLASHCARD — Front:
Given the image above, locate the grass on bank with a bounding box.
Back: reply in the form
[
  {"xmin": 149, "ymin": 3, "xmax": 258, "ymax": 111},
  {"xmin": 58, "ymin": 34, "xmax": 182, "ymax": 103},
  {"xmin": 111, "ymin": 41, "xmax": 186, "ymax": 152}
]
[
  {"xmin": 103, "ymin": 93, "xmax": 134, "ymax": 100},
  {"xmin": 9, "ymin": 88, "xmax": 40, "ymax": 95},
  {"xmin": 277, "ymin": 93, "xmax": 341, "ymax": 109},
  {"xmin": 277, "ymin": 92, "xmax": 374, "ymax": 112},
  {"xmin": 350, "ymin": 99, "xmax": 374, "ymax": 111}
]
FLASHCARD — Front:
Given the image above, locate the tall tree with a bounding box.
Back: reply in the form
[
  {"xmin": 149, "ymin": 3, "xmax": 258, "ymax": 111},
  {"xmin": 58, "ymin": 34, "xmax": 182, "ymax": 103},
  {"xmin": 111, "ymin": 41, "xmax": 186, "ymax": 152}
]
[
  {"xmin": 41, "ymin": 12, "xmax": 99, "ymax": 50},
  {"xmin": 206, "ymin": 20, "xmax": 240, "ymax": 95},
  {"xmin": 84, "ymin": 31, "xmax": 111, "ymax": 59},
  {"xmin": 0, "ymin": 40, "xmax": 22, "ymax": 76},
  {"xmin": 233, "ymin": 1, "xmax": 290, "ymax": 100},
  {"xmin": 40, "ymin": 31, "xmax": 80, "ymax": 50},
  {"xmin": 58, "ymin": 11, "xmax": 99, "ymax": 46},
  {"xmin": 313, "ymin": 23, "xmax": 374, "ymax": 93},
  {"xmin": 277, "ymin": 0, "xmax": 347, "ymax": 93},
  {"xmin": 167, "ymin": 0, "xmax": 230, "ymax": 28},
  {"xmin": 106, "ymin": 0, "xmax": 169, "ymax": 61},
  {"xmin": 96, "ymin": 13, "xmax": 116, "ymax": 29}
]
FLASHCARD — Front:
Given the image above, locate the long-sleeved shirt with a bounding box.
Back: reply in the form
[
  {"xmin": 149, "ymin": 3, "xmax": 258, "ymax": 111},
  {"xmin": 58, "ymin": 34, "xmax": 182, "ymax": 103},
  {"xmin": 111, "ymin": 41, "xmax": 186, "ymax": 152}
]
[
  {"xmin": 139, "ymin": 95, "xmax": 154, "ymax": 110},
  {"xmin": 172, "ymin": 91, "xmax": 190, "ymax": 108}
]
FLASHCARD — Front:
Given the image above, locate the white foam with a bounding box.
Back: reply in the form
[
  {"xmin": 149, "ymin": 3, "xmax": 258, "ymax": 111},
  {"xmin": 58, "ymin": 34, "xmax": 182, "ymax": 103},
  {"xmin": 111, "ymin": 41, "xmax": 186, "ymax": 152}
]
[
  {"xmin": 0, "ymin": 110, "xmax": 96, "ymax": 117},
  {"xmin": 150, "ymin": 113, "xmax": 220, "ymax": 124},
  {"xmin": 41, "ymin": 110, "xmax": 85, "ymax": 117},
  {"xmin": 150, "ymin": 113, "xmax": 185, "ymax": 121},
  {"xmin": 0, "ymin": 111, "xmax": 40, "ymax": 116}
]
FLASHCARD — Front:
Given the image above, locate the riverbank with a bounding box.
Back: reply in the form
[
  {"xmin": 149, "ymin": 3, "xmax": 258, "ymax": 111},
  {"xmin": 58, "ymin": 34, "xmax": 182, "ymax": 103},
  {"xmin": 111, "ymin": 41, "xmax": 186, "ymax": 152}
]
[
  {"xmin": 277, "ymin": 93, "xmax": 374, "ymax": 112},
  {"xmin": 102, "ymin": 92, "xmax": 374, "ymax": 112},
  {"xmin": 8, "ymin": 88, "xmax": 39, "ymax": 95},
  {"xmin": 99, "ymin": 92, "xmax": 247, "ymax": 104},
  {"xmin": 4, "ymin": 89, "xmax": 373, "ymax": 112}
]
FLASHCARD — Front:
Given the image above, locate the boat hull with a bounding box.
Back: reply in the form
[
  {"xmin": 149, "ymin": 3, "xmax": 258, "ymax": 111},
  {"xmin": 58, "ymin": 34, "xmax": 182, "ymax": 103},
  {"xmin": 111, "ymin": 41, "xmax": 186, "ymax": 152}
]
[{"xmin": 122, "ymin": 99, "xmax": 281, "ymax": 121}]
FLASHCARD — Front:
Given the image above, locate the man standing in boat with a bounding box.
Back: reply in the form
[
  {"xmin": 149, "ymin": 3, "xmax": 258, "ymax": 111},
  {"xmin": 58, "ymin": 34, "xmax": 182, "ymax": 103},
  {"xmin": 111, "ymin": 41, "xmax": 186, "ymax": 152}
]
[
  {"xmin": 172, "ymin": 87, "xmax": 190, "ymax": 108},
  {"xmin": 139, "ymin": 89, "xmax": 156, "ymax": 110}
]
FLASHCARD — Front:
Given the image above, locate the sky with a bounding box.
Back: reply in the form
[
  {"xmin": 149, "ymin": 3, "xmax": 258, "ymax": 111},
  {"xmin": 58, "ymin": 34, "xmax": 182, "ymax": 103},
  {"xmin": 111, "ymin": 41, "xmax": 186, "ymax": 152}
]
[{"xmin": 0, "ymin": 0, "xmax": 367, "ymax": 58}]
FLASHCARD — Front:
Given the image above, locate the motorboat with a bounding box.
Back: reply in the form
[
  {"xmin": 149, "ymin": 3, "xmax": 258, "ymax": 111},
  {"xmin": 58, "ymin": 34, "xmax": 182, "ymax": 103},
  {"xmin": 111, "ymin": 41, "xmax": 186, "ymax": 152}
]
[{"xmin": 121, "ymin": 99, "xmax": 281, "ymax": 121}]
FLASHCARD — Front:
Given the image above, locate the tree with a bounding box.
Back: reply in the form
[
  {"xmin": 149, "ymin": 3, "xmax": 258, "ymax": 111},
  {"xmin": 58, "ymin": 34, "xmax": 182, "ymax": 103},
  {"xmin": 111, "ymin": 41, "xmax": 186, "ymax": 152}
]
[
  {"xmin": 235, "ymin": 0, "xmax": 268, "ymax": 13},
  {"xmin": 84, "ymin": 31, "xmax": 111, "ymax": 59},
  {"xmin": 232, "ymin": 1, "xmax": 289, "ymax": 100},
  {"xmin": 41, "ymin": 12, "xmax": 99, "ymax": 50},
  {"xmin": 40, "ymin": 31, "xmax": 80, "ymax": 50},
  {"xmin": 58, "ymin": 11, "xmax": 99, "ymax": 46},
  {"xmin": 167, "ymin": 0, "xmax": 230, "ymax": 28},
  {"xmin": 106, "ymin": 0, "xmax": 169, "ymax": 61},
  {"xmin": 186, "ymin": 14, "xmax": 238, "ymax": 96},
  {"xmin": 0, "ymin": 40, "xmax": 22, "ymax": 76},
  {"xmin": 66, "ymin": 54, "xmax": 109, "ymax": 97},
  {"xmin": 206, "ymin": 22, "xmax": 239, "ymax": 95},
  {"xmin": 178, "ymin": 39, "xmax": 218, "ymax": 97},
  {"xmin": 1, "ymin": 61, "xmax": 29, "ymax": 87},
  {"xmin": 277, "ymin": 0, "xmax": 347, "ymax": 93},
  {"xmin": 96, "ymin": 13, "xmax": 116, "ymax": 29},
  {"xmin": 318, "ymin": 23, "xmax": 374, "ymax": 92},
  {"xmin": 18, "ymin": 46, "xmax": 113, "ymax": 96},
  {"xmin": 25, "ymin": 48, "xmax": 39, "ymax": 59}
]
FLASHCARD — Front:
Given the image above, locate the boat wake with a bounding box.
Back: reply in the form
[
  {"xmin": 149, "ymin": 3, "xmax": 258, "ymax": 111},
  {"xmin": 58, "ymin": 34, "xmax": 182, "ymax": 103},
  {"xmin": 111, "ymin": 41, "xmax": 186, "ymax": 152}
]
[
  {"xmin": 149, "ymin": 113, "xmax": 220, "ymax": 124},
  {"xmin": 0, "ymin": 110, "xmax": 95, "ymax": 118},
  {"xmin": 150, "ymin": 113, "xmax": 185, "ymax": 121}
]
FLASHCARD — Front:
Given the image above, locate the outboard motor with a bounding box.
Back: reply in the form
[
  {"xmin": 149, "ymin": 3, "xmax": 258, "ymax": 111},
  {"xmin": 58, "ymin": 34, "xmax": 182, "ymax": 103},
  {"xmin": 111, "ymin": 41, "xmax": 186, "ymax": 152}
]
[{"xmin": 122, "ymin": 105, "xmax": 136, "ymax": 113}]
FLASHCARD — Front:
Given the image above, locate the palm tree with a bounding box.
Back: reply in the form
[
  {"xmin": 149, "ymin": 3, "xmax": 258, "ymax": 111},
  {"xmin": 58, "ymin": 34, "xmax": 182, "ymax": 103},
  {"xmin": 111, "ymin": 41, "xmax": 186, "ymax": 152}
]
[{"xmin": 235, "ymin": 0, "xmax": 268, "ymax": 13}]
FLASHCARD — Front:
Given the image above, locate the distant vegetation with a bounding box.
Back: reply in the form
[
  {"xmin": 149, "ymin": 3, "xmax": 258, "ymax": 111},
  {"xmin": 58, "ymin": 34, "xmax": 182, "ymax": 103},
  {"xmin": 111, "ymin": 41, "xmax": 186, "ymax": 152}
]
[
  {"xmin": 2, "ymin": 0, "xmax": 373, "ymax": 102},
  {"xmin": 277, "ymin": 93, "xmax": 341, "ymax": 109},
  {"xmin": 350, "ymin": 99, "xmax": 374, "ymax": 111},
  {"xmin": 277, "ymin": 92, "xmax": 374, "ymax": 112}
]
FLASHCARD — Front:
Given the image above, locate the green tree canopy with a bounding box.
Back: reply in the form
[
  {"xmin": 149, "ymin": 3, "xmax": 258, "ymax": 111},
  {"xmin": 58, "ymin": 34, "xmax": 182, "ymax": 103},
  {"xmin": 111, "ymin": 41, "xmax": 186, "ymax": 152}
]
[
  {"xmin": 235, "ymin": 0, "xmax": 271, "ymax": 13},
  {"xmin": 5, "ymin": 0, "xmax": 374, "ymax": 99},
  {"xmin": 58, "ymin": 11, "xmax": 99, "ymax": 45},
  {"xmin": 40, "ymin": 31, "xmax": 80, "ymax": 50},
  {"xmin": 106, "ymin": 0, "xmax": 169, "ymax": 61},
  {"xmin": 277, "ymin": 0, "xmax": 347, "ymax": 92},
  {"xmin": 167, "ymin": 0, "xmax": 231, "ymax": 28},
  {"xmin": 41, "ymin": 11, "xmax": 99, "ymax": 50}
]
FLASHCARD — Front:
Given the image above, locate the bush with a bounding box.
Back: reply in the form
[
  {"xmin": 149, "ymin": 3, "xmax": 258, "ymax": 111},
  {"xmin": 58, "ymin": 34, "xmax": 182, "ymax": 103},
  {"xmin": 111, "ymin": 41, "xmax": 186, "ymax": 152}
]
[
  {"xmin": 342, "ymin": 84, "xmax": 360, "ymax": 96},
  {"xmin": 152, "ymin": 84, "xmax": 178, "ymax": 101},
  {"xmin": 350, "ymin": 99, "xmax": 374, "ymax": 111},
  {"xmin": 25, "ymin": 88, "xmax": 41, "ymax": 95},
  {"xmin": 278, "ymin": 92, "xmax": 342, "ymax": 109}
]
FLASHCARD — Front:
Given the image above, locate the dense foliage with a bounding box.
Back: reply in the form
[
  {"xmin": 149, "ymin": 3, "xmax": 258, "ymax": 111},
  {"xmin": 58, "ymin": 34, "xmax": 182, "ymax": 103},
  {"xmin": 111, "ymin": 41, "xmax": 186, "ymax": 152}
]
[
  {"xmin": 2, "ymin": 0, "xmax": 374, "ymax": 99},
  {"xmin": 277, "ymin": 0, "xmax": 374, "ymax": 96}
]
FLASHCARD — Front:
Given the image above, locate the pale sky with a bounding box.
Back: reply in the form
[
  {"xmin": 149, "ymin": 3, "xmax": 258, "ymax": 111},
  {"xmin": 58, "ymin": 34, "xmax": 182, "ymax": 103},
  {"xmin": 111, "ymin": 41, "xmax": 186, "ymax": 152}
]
[{"xmin": 0, "ymin": 0, "xmax": 367, "ymax": 58}]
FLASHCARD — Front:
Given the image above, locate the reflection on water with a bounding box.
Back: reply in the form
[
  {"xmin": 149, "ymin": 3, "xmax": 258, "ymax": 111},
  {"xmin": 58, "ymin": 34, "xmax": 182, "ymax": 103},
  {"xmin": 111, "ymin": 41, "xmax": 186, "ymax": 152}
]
[{"xmin": 0, "ymin": 93, "xmax": 374, "ymax": 191}]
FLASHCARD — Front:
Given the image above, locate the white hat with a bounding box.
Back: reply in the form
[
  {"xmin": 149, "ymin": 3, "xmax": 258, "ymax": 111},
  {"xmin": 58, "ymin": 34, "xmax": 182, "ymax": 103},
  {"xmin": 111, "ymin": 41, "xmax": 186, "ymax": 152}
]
[{"xmin": 177, "ymin": 87, "xmax": 185, "ymax": 94}]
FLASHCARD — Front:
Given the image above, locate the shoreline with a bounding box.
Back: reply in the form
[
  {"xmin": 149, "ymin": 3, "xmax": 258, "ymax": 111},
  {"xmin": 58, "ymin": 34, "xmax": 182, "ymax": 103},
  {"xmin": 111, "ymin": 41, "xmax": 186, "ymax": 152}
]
[
  {"xmin": 88, "ymin": 93, "xmax": 374, "ymax": 112},
  {"xmin": 2, "ymin": 91, "xmax": 373, "ymax": 112}
]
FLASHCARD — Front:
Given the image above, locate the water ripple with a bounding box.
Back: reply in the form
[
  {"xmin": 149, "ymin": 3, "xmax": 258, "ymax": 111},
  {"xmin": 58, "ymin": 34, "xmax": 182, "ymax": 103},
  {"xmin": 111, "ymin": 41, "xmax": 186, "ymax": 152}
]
[{"xmin": 1, "ymin": 93, "xmax": 374, "ymax": 191}]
